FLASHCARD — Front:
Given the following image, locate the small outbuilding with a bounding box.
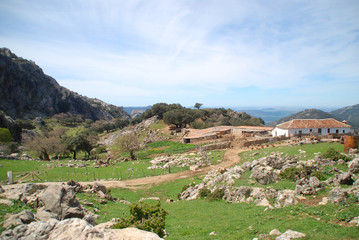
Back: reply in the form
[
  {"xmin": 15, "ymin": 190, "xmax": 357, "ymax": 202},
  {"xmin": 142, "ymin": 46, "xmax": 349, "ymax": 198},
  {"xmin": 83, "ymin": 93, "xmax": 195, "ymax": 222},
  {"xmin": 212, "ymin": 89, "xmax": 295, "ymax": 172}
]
[{"xmin": 272, "ymin": 118, "xmax": 353, "ymax": 137}]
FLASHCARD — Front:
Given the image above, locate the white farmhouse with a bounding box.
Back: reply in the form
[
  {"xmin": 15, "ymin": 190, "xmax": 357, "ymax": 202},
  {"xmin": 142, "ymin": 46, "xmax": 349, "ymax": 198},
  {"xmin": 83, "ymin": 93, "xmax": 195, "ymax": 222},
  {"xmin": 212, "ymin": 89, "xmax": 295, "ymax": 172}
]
[{"xmin": 272, "ymin": 118, "xmax": 353, "ymax": 137}]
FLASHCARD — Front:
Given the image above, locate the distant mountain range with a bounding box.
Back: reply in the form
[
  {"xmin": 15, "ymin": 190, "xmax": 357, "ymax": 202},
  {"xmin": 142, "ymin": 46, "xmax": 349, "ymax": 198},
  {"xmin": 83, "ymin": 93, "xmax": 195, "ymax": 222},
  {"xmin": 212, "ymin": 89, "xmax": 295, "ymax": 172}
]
[
  {"xmin": 0, "ymin": 48, "xmax": 129, "ymax": 120},
  {"xmin": 268, "ymin": 106, "xmax": 359, "ymax": 129}
]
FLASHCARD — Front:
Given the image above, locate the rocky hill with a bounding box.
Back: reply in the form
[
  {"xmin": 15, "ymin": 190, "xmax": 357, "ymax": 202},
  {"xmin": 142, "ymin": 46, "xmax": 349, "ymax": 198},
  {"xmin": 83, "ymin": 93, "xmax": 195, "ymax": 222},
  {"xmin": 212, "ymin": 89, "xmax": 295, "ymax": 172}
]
[
  {"xmin": 0, "ymin": 48, "xmax": 129, "ymax": 120},
  {"xmin": 268, "ymin": 109, "xmax": 335, "ymax": 127},
  {"xmin": 330, "ymin": 104, "xmax": 359, "ymax": 129}
]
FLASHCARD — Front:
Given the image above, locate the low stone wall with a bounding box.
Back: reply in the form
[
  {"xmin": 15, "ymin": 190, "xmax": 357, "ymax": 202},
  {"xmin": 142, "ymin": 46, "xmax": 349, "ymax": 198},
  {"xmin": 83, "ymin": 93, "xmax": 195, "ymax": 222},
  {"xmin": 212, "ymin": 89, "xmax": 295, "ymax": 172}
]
[{"xmin": 201, "ymin": 141, "xmax": 232, "ymax": 151}]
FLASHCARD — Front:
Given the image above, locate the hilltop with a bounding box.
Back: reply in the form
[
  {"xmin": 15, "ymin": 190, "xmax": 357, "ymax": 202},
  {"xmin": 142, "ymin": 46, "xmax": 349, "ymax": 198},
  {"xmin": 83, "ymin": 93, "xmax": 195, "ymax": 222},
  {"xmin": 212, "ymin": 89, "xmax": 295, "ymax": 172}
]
[
  {"xmin": 0, "ymin": 48, "xmax": 129, "ymax": 120},
  {"xmin": 330, "ymin": 104, "xmax": 359, "ymax": 129},
  {"xmin": 268, "ymin": 109, "xmax": 334, "ymax": 127}
]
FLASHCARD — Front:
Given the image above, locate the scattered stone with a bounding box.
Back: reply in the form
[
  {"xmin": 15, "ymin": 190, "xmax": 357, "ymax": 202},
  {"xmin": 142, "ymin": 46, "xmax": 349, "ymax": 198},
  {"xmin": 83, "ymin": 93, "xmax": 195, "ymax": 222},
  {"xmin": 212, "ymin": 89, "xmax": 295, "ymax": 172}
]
[
  {"xmin": 318, "ymin": 197, "xmax": 328, "ymax": 205},
  {"xmin": 333, "ymin": 172, "xmax": 354, "ymax": 186},
  {"xmin": 3, "ymin": 210, "xmax": 35, "ymax": 229},
  {"xmin": 348, "ymin": 216, "xmax": 359, "ymax": 226},
  {"xmin": 329, "ymin": 187, "xmax": 348, "ymax": 204},
  {"xmin": 97, "ymin": 199, "xmax": 107, "ymax": 204},
  {"xmin": 295, "ymin": 177, "xmax": 323, "ymax": 195},
  {"xmin": 166, "ymin": 199, "xmax": 174, "ymax": 204},
  {"xmin": 275, "ymin": 190, "xmax": 297, "ymax": 208},
  {"xmin": 140, "ymin": 197, "xmax": 161, "ymax": 202},
  {"xmin": 276, "ymin": 230, "xmax": 306, "ymax": 240},
  {"xmin": 0, "ymin": 185, "xmax": 5, "ymax": 193},
  {"xmin": 348, "ymin": 158, "xmax": 359, "ymax": 174},
  {"xmin": 0, "ymin": 199, "xmax": 13, "ymax": 206},
  {"xmin": 119, "ymin": 200, "xmax": 131, "ymax": 205},
  {"xmin": 250, "ymin": 166, "xmax": 277, "ymax": 185},
  {"xmin": 269, "ymin": 229, "xmax": 281, "ymax": 236},
  {"xmin": 209, "ymin": 231, "xmax": 216, "ymax": 236},
  {"xmin": 93, "ymin": 182, "xmax": 107, "ymax": 194}
]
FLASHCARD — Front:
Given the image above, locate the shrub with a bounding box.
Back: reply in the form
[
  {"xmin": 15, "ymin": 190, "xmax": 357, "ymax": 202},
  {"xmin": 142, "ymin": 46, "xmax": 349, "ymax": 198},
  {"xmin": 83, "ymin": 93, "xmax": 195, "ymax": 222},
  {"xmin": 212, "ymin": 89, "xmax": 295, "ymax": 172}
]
[
  {"xmin": 280, "ymin": 166, "xmax": 326, "ymax": 181},
  {"xmin": 112, "ymin": 202, "xmax": 168, "ymax": 237},
  {"xmin": 321, "ymin": 147, "xmax": 352, "ymax": 162},
  {"xmin": 0, "ymin": 128, "xmax": 13, "ymax": 142},
  {"xmin": 279, "ymin": 167, "xmax": 301, "ymax": 181},
  {"xmin": 207, "ymin": 188, "xmax": 225, "ymax": 201},
  {"xmin": 199, "ymin": 187, "xmax": 211, "ymax": 198}
]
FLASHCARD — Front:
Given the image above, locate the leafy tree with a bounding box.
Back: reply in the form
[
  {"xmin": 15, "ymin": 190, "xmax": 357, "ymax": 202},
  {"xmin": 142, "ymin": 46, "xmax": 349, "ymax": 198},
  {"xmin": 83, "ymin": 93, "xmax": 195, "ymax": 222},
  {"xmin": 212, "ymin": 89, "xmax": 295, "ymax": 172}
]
[
  {"xmin": 163, "ymin": 108, "xmax": 195, "ymax": 128},
  {"xmin": 115, "ymin": 133, "xmax": 140, "ymax": 160},
  {"xmin": 62, "ymin": 134, "xmax": 93, "ymax": 160},
  {"xmin": 194, "ymin": 103, "xmax": 203, "ymax": 109}
]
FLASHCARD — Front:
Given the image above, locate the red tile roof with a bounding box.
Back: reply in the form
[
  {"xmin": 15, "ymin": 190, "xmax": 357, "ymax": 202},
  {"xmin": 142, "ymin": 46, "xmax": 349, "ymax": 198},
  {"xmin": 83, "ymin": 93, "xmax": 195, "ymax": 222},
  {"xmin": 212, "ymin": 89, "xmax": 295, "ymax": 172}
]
[{"xmin": 276, "ymin": 118, "xmax": 351, "ymax": 129}]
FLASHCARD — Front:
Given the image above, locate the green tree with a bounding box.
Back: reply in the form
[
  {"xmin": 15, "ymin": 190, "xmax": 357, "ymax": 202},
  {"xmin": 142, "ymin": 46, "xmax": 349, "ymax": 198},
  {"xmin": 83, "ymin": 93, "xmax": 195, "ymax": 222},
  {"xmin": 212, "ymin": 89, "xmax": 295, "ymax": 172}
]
[
  {"xmin": 115, "ymin": 133, "xmax": 140, "ymax": 160},
  {"xmin": 194, "ymin": 103, "xmax": 203, "ymax": 109},
  {"xmin": 62, "ymin": 134, "xmax": 93, "ymax": 160},
  {"xmin": 163, "ymin": 108, "xmax": 195, "ymax": 128}
]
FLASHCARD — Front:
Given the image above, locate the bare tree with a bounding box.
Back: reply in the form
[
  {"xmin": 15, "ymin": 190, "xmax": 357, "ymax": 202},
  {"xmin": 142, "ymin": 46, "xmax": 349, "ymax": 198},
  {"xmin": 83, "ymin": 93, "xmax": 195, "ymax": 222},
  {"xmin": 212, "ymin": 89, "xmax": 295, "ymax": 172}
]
[
  {"xmin": 25, "ymin": 128, "xmax": 67, "ymax": 160},
  {"xmin": 115, "ymin": 133, "xmax": 140, "ymax": 160}
]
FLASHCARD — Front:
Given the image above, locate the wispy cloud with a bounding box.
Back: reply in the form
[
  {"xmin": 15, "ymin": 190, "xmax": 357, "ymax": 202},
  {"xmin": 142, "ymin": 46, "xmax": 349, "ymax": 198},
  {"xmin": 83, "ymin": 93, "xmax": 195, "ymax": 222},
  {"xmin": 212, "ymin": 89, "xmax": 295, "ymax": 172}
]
[{"xmin": 0, "ymin": 0, "xmax": 358, "ymax": 107}]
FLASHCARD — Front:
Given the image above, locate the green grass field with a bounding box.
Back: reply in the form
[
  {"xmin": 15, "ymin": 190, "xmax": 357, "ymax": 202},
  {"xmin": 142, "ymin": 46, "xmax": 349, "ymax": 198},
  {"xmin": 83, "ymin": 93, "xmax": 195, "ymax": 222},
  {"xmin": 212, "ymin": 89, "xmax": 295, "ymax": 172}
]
[{"xmin": 0, "ymin": 140, "xmax": 224, "ymax": 184}]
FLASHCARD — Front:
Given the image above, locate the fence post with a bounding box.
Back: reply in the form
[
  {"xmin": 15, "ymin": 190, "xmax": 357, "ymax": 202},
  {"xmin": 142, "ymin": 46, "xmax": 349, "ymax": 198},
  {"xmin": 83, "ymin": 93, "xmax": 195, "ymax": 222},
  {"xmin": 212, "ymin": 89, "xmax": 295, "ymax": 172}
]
[{"xmin": 7, "ymin": 171, "xmax": 13, "ymax": 184}]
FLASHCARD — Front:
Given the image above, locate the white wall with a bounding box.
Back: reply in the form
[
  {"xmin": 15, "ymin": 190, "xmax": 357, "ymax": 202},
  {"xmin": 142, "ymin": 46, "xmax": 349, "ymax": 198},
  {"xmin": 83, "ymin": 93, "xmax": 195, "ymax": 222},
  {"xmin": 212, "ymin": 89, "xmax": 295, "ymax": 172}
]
[{"xmin": 272, "ymin": 127, "xmax": 353, "ymax": 137}]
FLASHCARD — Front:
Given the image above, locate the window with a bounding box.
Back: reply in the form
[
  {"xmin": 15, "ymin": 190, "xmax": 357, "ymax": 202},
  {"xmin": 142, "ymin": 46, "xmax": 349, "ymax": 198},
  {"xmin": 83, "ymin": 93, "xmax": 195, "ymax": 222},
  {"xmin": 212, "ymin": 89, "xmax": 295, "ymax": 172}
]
[
  {"xmin": 343, "ymin": 130, "xmax": 345, "ymax": 133},
  {"xmin": 318, "ymin": 128, "xmax": 322, "ymax": 134},
  {"xmin": 310, "ymin": 129, "xmax": 312, "ymax": 132},
  {"xmin": 336, "ymin": 129, "xmax": 339, "ymax": 133},
  {"xmin": 328, "ymin": 128, "xmax": 330, "ymax": 133}
]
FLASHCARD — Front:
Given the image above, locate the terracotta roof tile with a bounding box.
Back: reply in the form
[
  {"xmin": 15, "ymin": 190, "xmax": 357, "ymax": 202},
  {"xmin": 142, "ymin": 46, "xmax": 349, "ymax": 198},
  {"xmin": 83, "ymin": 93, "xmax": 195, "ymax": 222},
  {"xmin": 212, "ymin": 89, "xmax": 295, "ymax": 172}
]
[{"xmin": 276, "ymin": 118, "xmax": 351, "ymax": 129}]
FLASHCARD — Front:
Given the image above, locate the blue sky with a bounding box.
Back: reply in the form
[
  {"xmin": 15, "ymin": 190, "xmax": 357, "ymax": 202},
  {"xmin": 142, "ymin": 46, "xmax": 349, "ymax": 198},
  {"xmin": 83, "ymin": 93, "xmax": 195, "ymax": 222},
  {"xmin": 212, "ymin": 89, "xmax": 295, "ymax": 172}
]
[{"xmin": 0, "ymin": 0, "xmax": 358, "ymax": 108}]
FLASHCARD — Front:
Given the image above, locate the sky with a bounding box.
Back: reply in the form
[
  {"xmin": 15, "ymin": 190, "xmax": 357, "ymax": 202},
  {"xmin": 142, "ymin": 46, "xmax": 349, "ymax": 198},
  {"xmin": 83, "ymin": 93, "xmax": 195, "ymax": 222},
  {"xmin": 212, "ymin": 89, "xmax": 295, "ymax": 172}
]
[{"xmin": 0, "ymin": 0, "xmax": 359, "ymax": 108}]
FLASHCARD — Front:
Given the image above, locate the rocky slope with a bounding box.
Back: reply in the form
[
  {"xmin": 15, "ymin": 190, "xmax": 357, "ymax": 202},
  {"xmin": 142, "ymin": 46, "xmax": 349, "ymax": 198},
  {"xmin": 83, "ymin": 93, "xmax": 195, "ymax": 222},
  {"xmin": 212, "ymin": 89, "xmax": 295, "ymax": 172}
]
[{"xmin": 0, "ymin": 48, "xmax": 129, "ymax": 120}]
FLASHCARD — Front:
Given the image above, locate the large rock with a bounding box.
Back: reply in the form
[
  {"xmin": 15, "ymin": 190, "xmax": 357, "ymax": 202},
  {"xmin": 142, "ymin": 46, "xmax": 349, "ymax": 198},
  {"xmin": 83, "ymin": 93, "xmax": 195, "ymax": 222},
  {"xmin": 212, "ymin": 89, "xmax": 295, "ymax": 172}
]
[
  {"xmin": 0, "ymin": 218, "xmax": 163, "ymax": 240},
  {"xmin": 250, "ymin": 166, "xmax": 278, "ymax": 185},
  {"xmin": 348, "ymin": 158, "xmax": 359, "ymax": 174},
  {"xmin": 276, "ymin": 230, "xmax": 306, "ymax": 240},
  {"xmin": 179, "ymin": 183, "xmax": 205, "ymax": 200},
  {"xmin": 224, "ymin": 186, "xmax": 251, "ymax": 203},
  {"xmin": 92, "ymin": 182, "xmax": 107, "ymax": 194},
  {"xmin": 295, "ymin": 177, "xmax": 323, "ymax": 195},
  {"xmin": 39, "ymin": 185, "xmax": 85, "ymax": 220},
  {"xmin": 333, "ymin": 172, "xmax": 354, "ymax": 186},
  {"xmin": 2, "ymin": 210, "xmax": 35, "ymax": 229},
  {"xmin": 329, "ymin": 187, "xmax": 348, "ymax": 204},
  {"xmin": 275, "ymin": 190, "xmax": 297, "ymax": 208}
]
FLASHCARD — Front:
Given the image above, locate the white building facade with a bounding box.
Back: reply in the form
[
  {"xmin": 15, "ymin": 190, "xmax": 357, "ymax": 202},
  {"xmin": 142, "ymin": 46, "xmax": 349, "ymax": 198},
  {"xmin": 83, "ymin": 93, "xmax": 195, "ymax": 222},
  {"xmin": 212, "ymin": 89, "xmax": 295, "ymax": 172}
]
[{"xmin": 272, "ymin": 119, "xmax": 353, "ymax": 137}]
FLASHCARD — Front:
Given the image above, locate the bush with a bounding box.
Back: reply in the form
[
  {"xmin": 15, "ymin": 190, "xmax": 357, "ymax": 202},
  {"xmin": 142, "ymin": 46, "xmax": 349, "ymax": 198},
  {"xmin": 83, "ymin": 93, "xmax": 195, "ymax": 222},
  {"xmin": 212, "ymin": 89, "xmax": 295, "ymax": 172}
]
[
  {"xmin": 280, "ymin": 166, "xmax": 326, "ymax": 181},
  {"xmin": 279, "ymin": 167, "xmax": 301, "ymax": 181},
  {"xmin": 199, "ymin": 187, "xmax": 211, "ymax": 198},
  {"xmin": 207, "ymin": 188, "xmax": 225, "ymax": 201},
  {"xmin": 321, "ymin": 147, "xmax": 352, "ymax": 162},
  {"xmin": 0, "ymin": 128, "xmax": 13, "ymax": 142},
  {"xmin": 112, "ymin": 202, "xmax": 168, "ymax": 237}
]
